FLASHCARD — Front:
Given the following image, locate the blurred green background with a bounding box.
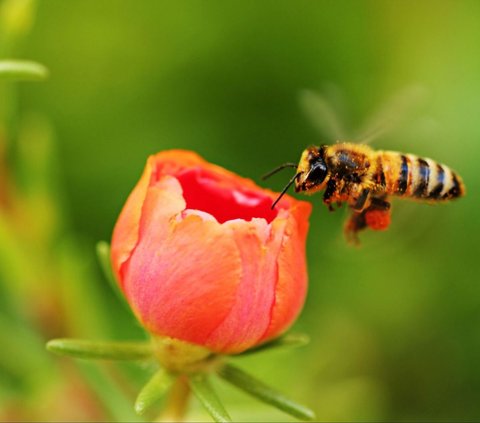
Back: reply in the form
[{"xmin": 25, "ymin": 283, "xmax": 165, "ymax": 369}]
[{"xmin": 1, "ymin": 0, "xmax": 480, "ymax": 421}]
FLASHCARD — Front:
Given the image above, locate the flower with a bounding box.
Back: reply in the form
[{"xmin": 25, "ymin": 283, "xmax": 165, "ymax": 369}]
[{"xmin": 111, "ymin": 150, "xmax": 311, "ymax": 354}]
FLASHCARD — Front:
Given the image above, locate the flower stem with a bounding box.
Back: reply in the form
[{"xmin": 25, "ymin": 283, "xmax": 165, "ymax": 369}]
[{"xmin": 157, "ymin": 375, "xmax": 191, "ymax": 423}]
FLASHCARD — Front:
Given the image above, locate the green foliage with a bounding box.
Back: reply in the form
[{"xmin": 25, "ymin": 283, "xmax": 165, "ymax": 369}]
[
  {"xmin": 237, "ymin": 333, "xmax": 310, "ymax": 356},
  {"xmin": 46, "ymin": 339, "xmax": 153, "ymax": 361},
  {"xmin": 189, "ymin": 374, "xmax": 232, "ymax": 423},
  {"xmin": 1, "ymin": 1, "xmax": 480, "ymax": 421},
  {"xmin": 218, "ymin": 364, "xmax": 315, "ymax": 421},
  {"xmin": 134, "ymin": 369, "xmax": 174, "ymax": 416},
  {"xmin": 45, "ymin": 333, "xmax": 314, "ymax": 421}
]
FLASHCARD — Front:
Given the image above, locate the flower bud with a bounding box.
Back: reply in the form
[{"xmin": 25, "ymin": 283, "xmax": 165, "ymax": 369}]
[{"xmin": 111, "ymin": 151, "xmax": 311, "ymax": 354}]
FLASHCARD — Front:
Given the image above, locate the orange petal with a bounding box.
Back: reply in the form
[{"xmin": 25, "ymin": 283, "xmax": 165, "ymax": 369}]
[
  {"xmin": 206, "ymin": 216, "xmax": 288, "ymax": 353},
  {"xmin": 260, "ymin": 203, "xmax": 311, "ymax": 342},
  {"xmin": 122, "ymin": 178, "xmax": 242, "ymax": 346},
  {"xmin": 111, "ymin": 156, "xmax": 155, "ymax": 283}
]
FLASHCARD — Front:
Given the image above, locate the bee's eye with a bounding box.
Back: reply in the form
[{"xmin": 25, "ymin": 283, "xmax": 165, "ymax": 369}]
[{"xmin": 308, "ymin": 161, "xmax": 327, "ymax": 183}]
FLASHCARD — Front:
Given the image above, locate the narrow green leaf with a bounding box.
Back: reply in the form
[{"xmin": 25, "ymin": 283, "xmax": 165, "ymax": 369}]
[
  {"xmin": 218, "ymin": 364, "xmax": 315, "ymax": 421},
  {"xmin": 237, "ymin": 333, "xmax": 310, "ymax": 356},
  {"xmin": 135, "ymin": 368, "xmax": 174, "ymax": 416},
  {"xmin": 96, "ymin": 241, "xmax": 132, "ymax": 310},
  {"xmin": 0, "ymin": 60, "xmax": 48, "ymax": 80},
  {"xmin": 189, "ymin": 374, "xmax": 231, "ymax": 423},
  {"xmin": 96, "ymin": 241, "xmax": 117, "ymax": 288},
  {"xmin": 46, "ymin": 338, "xmax": 153, "ymax": 361}
]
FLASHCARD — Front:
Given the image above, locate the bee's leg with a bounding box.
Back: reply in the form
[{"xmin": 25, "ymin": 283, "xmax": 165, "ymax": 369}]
[
  {"xmin": 323, "ymin": 179, "xmax": 338, "ymax": 212},
  {"xmin": 344, "ymin": 195, "xmax": 391, "ymax": 244},
  {"xmin": 349, "ymin": 188, "xmax": 371, "ymax": 212},
  {"xmin": 369, "ymin": 196, "xmax": 390, "ymax": 211},
  {"xmin": 344, "ymin": 210, "xmax": 367, "ymax": 245}
]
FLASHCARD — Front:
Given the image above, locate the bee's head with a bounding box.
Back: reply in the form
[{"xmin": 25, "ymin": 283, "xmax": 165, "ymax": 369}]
[
  {"xmin": 295, "ymin": 146, "xmax": 328, "ymax": 193},
  {"xmin": 263, "ymin": 145, "xmax": 328, "ymax": 209}
]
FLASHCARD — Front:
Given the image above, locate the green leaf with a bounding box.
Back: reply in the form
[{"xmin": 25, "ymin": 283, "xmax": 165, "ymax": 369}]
[
  {"xmin": 237, "ymin": 333, "xmax": 310, "ymax": 356},
  {"xmin": 0, "ymin": 60, "xmax": 48, "ymax": 80},
  {"xmin": 189, "ymin": 373, "xmax": 231, "ymax": 423},
  {"xmin": 96, "ymin": 241, "xmax": 132, "ymax": 311},
  {"xmin": 217, "ymin": 364, "xmax": 315, "ymax": 421},
  {"xmin": 135, "ymin": 368, "xmax": 174, "ymax": 415},
  {"xmin": 46, "ymin": 338, "xmax": 153, "ymax": 361}
]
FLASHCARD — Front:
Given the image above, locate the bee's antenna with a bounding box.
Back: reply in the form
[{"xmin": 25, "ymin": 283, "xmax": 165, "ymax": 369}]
[
  {"xmin": 262, "ymin": 163, "xmax": 298, "ymax": 180},
  {"xmin": 271, "ymin": 172, "xmax": 302, "ymax": 209}
]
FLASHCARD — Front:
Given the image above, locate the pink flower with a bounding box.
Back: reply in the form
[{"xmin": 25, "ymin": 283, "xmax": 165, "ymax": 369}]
[{"xmin": 111, "ymin": 150, "xmax": 311, "ymax": 354}]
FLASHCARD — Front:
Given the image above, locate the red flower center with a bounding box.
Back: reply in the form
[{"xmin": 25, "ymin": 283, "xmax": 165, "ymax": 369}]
[{"xmin": 177, "ymin": 168, "xmax": 278, "ymax": 224}]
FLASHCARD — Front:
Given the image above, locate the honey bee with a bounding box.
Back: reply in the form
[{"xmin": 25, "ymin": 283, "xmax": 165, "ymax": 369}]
[{"xmin": 264, "ymin": 142, "xmax": 466, "ymax": 243}]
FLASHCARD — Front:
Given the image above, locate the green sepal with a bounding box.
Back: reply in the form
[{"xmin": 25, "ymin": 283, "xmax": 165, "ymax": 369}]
[
  {"xmin": 217, "ymin": 363, "xmax": 315, "ymax": 421},
  {"xmin": 135, "ymin": 368, "xmax": 174, "ymax": 415},
  {"xmin": 189, "ymin": 373, "xmax": 232, "ymax": 423},
  {"xmin": 0, "ymin": 60, "xmax": 48, "ymax": 80},
  {"xmin": 46, "ymin": 338, "xmax": 153, "ymax": 361},
  {"xmin": 237, "ymin": 333, "xmax": 310, "ymax": 356}
]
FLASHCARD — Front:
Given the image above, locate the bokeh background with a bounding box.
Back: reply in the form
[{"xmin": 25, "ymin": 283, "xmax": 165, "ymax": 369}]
[{"xmin": 1, "ymin": 0, "xmax": 479, "ymax": 421}]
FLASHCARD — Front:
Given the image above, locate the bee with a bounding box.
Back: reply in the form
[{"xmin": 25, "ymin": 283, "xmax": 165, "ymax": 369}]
[{"xmin": 264, "ymin": 142, "xmax": 466, "ymax": 243}]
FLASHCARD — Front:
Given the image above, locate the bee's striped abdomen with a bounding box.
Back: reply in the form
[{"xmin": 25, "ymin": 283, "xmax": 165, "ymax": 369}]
[{"xmin": 378, "ymin": 151, "xmax": 465, "ymax": 201}]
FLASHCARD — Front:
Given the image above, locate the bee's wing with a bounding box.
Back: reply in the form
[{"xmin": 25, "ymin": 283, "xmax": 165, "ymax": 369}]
[
  {"xmin": 299, "ymin": 87, "xmax": 349, "ymax": 142},
  {"xmin": 355, "ymin": 84, "xmax": 428, "ymax": 145}
]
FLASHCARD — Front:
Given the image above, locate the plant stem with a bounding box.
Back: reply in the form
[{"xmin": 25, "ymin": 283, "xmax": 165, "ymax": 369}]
[{"xmin": 157, "ymin": 375, "xmax": 191, "ymax": 422}]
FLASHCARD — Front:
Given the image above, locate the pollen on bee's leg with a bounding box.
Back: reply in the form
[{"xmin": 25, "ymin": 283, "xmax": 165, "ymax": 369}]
[{"xmin": 364, "ymin": 209, "xmax": 391, "ymax": 231}]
